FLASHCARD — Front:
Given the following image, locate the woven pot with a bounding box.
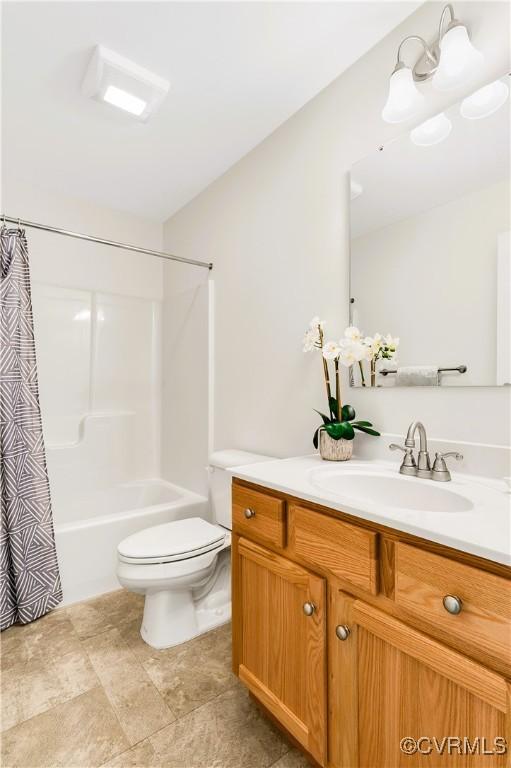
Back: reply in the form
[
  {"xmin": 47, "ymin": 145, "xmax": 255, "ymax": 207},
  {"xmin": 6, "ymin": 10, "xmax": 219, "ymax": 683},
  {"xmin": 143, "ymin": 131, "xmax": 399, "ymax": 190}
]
[{"xmin": 319, "ymin": 430, "xmax": 353, "ymax": 461}]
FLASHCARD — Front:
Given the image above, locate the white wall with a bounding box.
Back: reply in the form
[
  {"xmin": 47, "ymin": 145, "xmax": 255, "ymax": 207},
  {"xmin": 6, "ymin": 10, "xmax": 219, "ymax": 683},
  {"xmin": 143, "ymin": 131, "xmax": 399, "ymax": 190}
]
[
  {"xmin": 163, "ymin": 0, "xmax": 510, "ymax": 459},
  {"xmin": 351, "ymin": 179, "xmax": 510, "ymax": 387},
  {"xmin": 161, "ymin": 261, "xmax": 210, "ymax": 495},
  {"xmin": 2, "ymin": 183, "xmax": 165, "ymax": 522}
]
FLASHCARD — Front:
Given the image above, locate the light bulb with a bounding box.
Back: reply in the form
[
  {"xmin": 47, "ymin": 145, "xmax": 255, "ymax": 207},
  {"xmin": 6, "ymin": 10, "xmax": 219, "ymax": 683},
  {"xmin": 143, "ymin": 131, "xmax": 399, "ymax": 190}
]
[
  {"xmin": 460, "ymin": 79, "xmax": 509, "ymax": 119},
  {"xmin": 432, "ymin": 25, "xmax": 484, "ymax": 91},
  {"xmin": 382, "ymin": 66, "xmax": 424, "ymax": 124},
  {"xmin": 410, "ymin": 112, "xmax": 452, "ymax": 147}
]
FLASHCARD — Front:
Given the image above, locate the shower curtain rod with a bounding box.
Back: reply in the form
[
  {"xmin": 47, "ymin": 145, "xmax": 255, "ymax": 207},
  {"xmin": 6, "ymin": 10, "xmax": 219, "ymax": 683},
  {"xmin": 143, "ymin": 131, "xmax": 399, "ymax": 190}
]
[{"xmin": 1, "ymin": 214, "xmax": 213, "ymax": 270}]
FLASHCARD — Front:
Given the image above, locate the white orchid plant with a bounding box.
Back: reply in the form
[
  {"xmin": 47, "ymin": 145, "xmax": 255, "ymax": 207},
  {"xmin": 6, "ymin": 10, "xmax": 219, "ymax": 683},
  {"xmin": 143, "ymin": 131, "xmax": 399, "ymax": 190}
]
[{"xmin": 303, "ymin": 317, "xmax": 388, "ymax": 448}]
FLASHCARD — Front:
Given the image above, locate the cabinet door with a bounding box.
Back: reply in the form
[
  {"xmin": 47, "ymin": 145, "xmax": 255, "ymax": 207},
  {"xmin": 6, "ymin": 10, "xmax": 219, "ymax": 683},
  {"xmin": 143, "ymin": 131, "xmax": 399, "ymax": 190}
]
[
  {"xmin": 331, "ymin": 591, "xmax": 510, "ymax": 768},
  {"xmin": 236, "ymin": 537, "xmax": 326, "ymax": 764}
]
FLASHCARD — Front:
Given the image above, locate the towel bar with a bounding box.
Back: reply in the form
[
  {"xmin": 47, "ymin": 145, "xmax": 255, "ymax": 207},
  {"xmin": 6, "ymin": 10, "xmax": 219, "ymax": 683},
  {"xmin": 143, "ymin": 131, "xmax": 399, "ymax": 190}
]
[{"xmin": 379, "ymin": 365, "xmax": 467, "ymax": 377}]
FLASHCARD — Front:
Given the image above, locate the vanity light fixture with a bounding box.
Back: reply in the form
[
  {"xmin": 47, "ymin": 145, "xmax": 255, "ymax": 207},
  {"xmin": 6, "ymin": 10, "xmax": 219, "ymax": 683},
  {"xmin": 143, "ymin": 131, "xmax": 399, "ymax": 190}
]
[
  {"xmin": 410, "ymin": 112, "xmax": 452, "ymax": 147},
  {"xmin": 82, "ymin": 46, "xmax": 170, "ymax": 122},
  {"xmin": 382, "ymin": 4, "xmax": 484, "ymax": 124},
  {"xmin": 460, "ymin": 78, "xmax": 509, "ymax": 120},
  {"xmin": 432, "ymin": 6, "xmax": 484, "ymax": 92}
]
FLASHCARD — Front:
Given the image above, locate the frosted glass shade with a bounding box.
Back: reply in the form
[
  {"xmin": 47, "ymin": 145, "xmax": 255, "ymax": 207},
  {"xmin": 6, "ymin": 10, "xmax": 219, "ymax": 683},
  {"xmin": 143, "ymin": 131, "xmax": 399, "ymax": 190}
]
[
  {"xmin": 461, "ymin": 79, "xmax": 509, "ymax": 119},
  {"xmin": 410, "ymin": 112, "xmax": 452, "ymax": 147},
  {"xmin": 432, "ymin": 25, "xmax": 484, "ymax": 91},
  {"xmin": 382, "ymin": 67, "xmax": 424, "ymax": 124}
]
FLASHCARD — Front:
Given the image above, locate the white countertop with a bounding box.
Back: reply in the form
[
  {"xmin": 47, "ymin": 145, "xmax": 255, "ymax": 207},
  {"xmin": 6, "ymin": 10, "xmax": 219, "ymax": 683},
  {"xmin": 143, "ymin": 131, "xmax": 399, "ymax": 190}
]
[{"xmin": 230, "ymin": 455, "xmax": 511, "ymax": 566}]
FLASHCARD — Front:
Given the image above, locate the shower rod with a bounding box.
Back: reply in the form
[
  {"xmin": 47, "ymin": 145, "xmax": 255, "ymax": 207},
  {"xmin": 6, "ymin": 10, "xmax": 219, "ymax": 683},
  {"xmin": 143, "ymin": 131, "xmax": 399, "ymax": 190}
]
[{"xmin": 1, "ymin": 214, "xmax": 213, "ymax": 270}]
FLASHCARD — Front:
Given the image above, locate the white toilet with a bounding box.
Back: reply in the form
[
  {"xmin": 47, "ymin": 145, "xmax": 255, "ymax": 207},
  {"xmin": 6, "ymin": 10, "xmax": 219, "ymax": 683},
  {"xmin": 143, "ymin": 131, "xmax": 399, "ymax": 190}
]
[{"xmin": 116, "ymin": 449, "xmax": 274, "ymax": 649}]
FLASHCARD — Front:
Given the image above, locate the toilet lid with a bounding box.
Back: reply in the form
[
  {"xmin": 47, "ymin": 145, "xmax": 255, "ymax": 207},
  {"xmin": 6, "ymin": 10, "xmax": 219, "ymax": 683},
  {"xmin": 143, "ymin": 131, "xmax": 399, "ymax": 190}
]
[{"xmin": 118, "ymin": 517, "xmax": 226, "ymax": 564}]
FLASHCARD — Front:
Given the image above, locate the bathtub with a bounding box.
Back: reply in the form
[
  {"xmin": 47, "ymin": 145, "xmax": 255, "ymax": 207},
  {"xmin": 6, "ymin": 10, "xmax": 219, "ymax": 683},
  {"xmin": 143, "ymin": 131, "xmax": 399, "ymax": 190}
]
[{"xmin": 54, "ymin": 479, "xmax": 209, "ymax": 606}]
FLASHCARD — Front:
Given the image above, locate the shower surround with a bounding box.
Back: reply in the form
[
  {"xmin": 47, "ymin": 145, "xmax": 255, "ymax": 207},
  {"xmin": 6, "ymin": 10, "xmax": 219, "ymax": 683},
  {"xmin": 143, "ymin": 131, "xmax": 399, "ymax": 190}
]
[{"xmin": 29, "ymin": 239, "xmax": 207, "ymax": 605}]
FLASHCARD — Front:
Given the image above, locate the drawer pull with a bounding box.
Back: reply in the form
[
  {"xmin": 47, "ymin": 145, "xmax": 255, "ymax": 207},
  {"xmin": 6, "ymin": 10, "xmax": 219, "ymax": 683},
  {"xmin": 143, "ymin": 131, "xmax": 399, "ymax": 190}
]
[
  {"xmin": 303, "ymin": 602, "xmax": 316, "ymax": 616},
  {"xmin": 443, "ymin": 594, "xmax": 463, "ymax": 615},
  {"xmin": 335, "ymin": 624, "xmax": 351, "ymax": 641},
  {"xmin": 244, "ymin": 508, "xmax": 256, "ymax": 519}
]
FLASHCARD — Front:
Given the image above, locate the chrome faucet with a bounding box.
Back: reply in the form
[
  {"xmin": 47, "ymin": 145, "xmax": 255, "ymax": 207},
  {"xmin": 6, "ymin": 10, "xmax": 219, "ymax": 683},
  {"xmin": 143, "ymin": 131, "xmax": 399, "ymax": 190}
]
[
  {"xmin": 389, "ymin": 421, "xmax": 463, "ymax": 481},
  {"xmin": 404, "ymin": 421, "xmax": 431, "ymax": 479}
]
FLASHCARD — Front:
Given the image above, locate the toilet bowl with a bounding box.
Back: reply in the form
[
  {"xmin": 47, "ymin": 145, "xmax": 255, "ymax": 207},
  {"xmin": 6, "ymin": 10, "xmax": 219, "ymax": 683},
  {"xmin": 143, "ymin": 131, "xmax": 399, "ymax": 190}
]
[{"xmin": 116, "ymin": 449, "xmax": 275, "ymax": 649}]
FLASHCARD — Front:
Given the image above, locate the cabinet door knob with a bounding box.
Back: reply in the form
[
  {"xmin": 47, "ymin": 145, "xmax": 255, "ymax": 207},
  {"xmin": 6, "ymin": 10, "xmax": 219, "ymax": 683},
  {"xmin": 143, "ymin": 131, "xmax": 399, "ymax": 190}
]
[
  {"xmin": 443, "ymin": 594, "xmax": 463, "ymax": 615},
  {"xmin": 244, "ymin": 508, "xmax": 256, "ymax": 519},
  {"xmin": 303, "ymin": 602, "xmax": 316, "ymax": 616},
  {"xmin": 335, "ymin": 624, "xmax": 351, "ymax": 641}
]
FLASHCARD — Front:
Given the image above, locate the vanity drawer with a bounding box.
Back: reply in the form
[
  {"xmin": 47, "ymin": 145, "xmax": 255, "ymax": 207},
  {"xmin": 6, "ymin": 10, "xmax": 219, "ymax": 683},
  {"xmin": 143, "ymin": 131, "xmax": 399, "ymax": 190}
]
[
  {"xmin": 394, "ymin": 542, "xmax": 511, "ymax": 667},
  {"xmin": 232, "ymin": 485, "xmax": 286, "ymax": 548},
  {"xmin": 288, "ymin": 505, "xmax": 379, "ymax": 594}
]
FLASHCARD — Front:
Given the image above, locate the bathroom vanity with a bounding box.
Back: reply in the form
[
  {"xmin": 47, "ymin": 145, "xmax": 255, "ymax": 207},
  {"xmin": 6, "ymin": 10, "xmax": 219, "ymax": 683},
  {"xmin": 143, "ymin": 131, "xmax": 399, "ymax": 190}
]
[{"xmin": 230, "ymin": 458, "xmax": 511, "ymax": 767}]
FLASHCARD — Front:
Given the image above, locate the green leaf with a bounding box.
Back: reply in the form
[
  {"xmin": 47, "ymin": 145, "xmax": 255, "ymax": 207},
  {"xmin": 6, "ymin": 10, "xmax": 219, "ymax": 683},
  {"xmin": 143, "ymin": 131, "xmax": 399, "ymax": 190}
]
[
  {"xmin": 352, "ymin": 420, "xmax": 373, "ymax": 427},
  {"xmin": 325, "ymin": 421, "xmax": 355, "ymax": 440},
  {"xmin": 313, "ymin": 427, "xmax": 321, "ymax": 449},
  {"xmin": 314, "ymin": 409, "xmax": 333, "ymax": 425},
  {"xmin": 341, "ymin": 404, "xmax": 356, "ymax": 421},
  {"xmin": 353, "ymin": 424, "xmax": 380, "ymax": 437},
  {"xmin": 329, "ymin": 396, "xmax": 339, "ymax": 420}
]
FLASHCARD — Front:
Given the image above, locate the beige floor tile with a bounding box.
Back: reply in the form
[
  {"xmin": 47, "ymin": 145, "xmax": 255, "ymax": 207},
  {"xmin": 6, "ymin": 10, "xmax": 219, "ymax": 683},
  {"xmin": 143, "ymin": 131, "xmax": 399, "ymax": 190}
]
[
  {"xmin": 101, "ymin": 739, "xmax": 161, "ymax": 768},
  {"xmin": 1, "ymin": 609, "xmax": 79, "ymax": 670},
  {"xmin": 84, "ymin": 628, "xmax": 175, "ymax": 745},
  {"xmin": 149, "ymin": 683, "xmax": 289, "ymax": 768},
  {"xmin": 271, "ymin": 748, "xmax": 313, "ymax": 768},
  {"xmin": 1, "ymin": 687, "xmax": 129, "ymax": 768},
  {"xmin": 1, "ymin": 658, "xmax": 62, "ymax": 732},
  {"xmin": 66, "ymin": 601, "xmax": 114, "ymax": 640},
  {"xmin": 88, "ymin": 589, "xmax": 145, "ymax": 627},
  {"xmin": 53, "ymin": 648, "xmax": 99, "ymax": 701},
  {"xmin": 1, "ymin": 625, "xmax": 30, "ymax": 670},
  {"xmin": 116, "ymin": 617, "xmax": 158, "ymax": 663},
  {"xmin": 142, "ymin": 623, "xmax": 236, "ymax": 717},
  {"xmin": 1, "ymin": 649, "xmax": 98, "ymax": 732}
]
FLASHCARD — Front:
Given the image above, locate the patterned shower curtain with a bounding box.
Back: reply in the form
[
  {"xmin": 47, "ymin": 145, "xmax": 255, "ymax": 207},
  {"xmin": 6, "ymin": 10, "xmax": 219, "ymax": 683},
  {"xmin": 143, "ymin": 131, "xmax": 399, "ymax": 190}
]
[{"xmin": 0, "ymin": 226, "xmax": 62, "ymax": 630}]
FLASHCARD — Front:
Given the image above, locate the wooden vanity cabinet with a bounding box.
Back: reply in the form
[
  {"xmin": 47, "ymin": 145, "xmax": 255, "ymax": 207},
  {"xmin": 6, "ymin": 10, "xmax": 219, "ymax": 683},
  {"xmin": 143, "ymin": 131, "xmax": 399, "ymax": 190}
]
[
  {"xmin": 330, "ymin": 590, "xmax": 510, "ymax": 768},
  {"xmin": 232, "ymin": 480, "xmax": 511, "ymax": 768},
  {"xmin": 234, "ymin": 536, "xmax": 327, "ymax": 764}
]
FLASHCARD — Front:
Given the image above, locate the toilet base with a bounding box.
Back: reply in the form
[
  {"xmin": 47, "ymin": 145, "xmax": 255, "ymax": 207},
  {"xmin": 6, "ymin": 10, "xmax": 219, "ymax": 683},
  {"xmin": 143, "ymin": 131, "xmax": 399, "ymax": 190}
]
[
  {"xmin": 140, "ymin": 589, "xmax": 231, "ymax": 649},
  {"xmin": 139, "ymin": 549, "xmax": 231, "ymax": 649}
]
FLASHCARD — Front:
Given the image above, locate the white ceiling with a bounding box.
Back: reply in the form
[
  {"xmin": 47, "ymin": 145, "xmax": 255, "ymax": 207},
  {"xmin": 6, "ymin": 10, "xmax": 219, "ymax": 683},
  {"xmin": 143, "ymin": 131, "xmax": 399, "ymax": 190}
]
[{"xmin": 2, "ymin": 1, "xmax": 420, "ymax": 221}]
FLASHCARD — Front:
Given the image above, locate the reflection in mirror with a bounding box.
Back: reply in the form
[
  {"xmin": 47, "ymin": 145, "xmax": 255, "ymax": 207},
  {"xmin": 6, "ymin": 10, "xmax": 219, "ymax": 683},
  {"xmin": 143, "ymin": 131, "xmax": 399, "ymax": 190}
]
[{"xmin": 350, "ymin": 75, "xmax": 510, "ymax": 388}]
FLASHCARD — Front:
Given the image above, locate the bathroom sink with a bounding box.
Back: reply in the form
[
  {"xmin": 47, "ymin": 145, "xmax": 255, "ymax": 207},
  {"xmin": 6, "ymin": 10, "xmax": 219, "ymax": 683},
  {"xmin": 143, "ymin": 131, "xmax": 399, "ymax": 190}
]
[{"xmin": 309, "ymin": 467, "xmax": 474, "ymax": 513}]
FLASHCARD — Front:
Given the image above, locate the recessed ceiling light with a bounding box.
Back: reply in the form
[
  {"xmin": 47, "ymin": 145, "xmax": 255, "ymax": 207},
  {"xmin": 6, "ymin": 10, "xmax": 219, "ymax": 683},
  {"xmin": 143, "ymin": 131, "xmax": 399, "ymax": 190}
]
[
  {"xmin": 82, "ymin": 45, "xmax": 170, "ymax": 122},
  {"xmin": 410, "ymin": 112, "xmax": 452, "ymax": 146},
  {"xmin": 103, "ymin": 85, "xmax": 147, "ymax": 117},
  {"xmin": 460, "ymin": 78, "xmax": 509, "ymax": 120}
]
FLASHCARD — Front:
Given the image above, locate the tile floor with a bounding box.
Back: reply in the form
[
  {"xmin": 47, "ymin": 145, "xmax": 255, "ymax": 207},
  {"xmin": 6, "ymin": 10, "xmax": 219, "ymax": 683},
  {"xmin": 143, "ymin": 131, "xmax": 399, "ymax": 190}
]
[{"xmin": 1, "ymin": 589, "xmax": 311, "ymax": 768}]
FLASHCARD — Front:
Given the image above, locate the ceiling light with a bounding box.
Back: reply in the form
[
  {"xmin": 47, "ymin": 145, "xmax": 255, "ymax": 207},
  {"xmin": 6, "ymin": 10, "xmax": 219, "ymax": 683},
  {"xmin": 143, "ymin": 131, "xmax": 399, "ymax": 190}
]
[
  {"xmin": 103, "ymin": 86, "xmax": 147, "ymax": 116},
  {"xmin": 382, "ymin": 64, "xmax": 424, "ymax": 124},
  {"xmin": 460, "ymin": 78, "xmax": 509, "ymax": 119},
  {"xmin": 82, "ymin": 46, "xmax": 170, "ymax": 122},
  {"xmin": 382, "ymin": 5, "xmax": 484, "ymax": 123},
  {"xmin": 410, "ymin": 112, "xmax": 452, "ymax": 146},
  {"xmin": 432, "ymin": 24, "xmax": 484, "ymax": 91}
]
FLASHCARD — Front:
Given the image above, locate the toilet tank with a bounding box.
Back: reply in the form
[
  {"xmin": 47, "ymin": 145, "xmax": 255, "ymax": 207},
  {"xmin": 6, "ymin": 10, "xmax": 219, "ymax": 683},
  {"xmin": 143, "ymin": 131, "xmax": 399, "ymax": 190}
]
[{"xmin": 209, "ymin": 449, "xmax": 275, "ymax": 530}]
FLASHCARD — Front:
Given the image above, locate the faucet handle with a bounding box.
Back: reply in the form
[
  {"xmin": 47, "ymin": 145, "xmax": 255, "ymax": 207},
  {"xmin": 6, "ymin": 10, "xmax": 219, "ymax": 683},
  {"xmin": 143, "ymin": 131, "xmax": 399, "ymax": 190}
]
[
  {"xmin": 436, "ymin": 451, "xmax": 463, "ymax": 461},
  {"xmin": 431, "ymin": 451, "xmax": 463, "ymax": 482},
  {"xmin": 389, "ymin": 443, "xmax": 417, "ymax": 474}
]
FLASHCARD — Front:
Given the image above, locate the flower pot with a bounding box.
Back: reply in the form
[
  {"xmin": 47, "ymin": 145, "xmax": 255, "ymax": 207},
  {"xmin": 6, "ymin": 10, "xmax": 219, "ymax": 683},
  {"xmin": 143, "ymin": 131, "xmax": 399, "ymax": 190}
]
[{"xmin": 319, "ymin": 430, "xmax": 353, "ymax": 461}]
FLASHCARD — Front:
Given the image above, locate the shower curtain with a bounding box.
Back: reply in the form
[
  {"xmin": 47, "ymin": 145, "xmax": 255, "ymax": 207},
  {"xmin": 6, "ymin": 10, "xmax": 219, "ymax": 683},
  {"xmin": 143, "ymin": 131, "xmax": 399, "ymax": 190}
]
[{"xmin": 0, "ymin": 226, "xmax": 62, "ymax": 630}]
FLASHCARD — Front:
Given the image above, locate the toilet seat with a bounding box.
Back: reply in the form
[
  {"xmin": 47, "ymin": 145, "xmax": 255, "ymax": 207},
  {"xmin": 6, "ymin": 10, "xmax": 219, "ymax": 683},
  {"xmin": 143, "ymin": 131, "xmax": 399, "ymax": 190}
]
[{"xmin": 118, "ymin": 517, "xmax": 226, "ymax": 565}]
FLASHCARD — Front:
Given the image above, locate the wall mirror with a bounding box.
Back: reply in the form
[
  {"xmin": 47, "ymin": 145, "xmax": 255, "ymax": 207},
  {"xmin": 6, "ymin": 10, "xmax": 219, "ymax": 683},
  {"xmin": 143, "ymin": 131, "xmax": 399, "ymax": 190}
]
[{"xmin": 349, "ymin": 74, "xmax": 510, "ymax": 388}]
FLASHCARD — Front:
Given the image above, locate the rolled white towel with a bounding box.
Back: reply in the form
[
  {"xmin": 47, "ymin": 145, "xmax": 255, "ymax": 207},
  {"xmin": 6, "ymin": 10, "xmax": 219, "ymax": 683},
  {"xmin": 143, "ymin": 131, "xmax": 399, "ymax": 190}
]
[{"xmin": 396, "ymin": 366, "xmax": 439, "ymax": 386}]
